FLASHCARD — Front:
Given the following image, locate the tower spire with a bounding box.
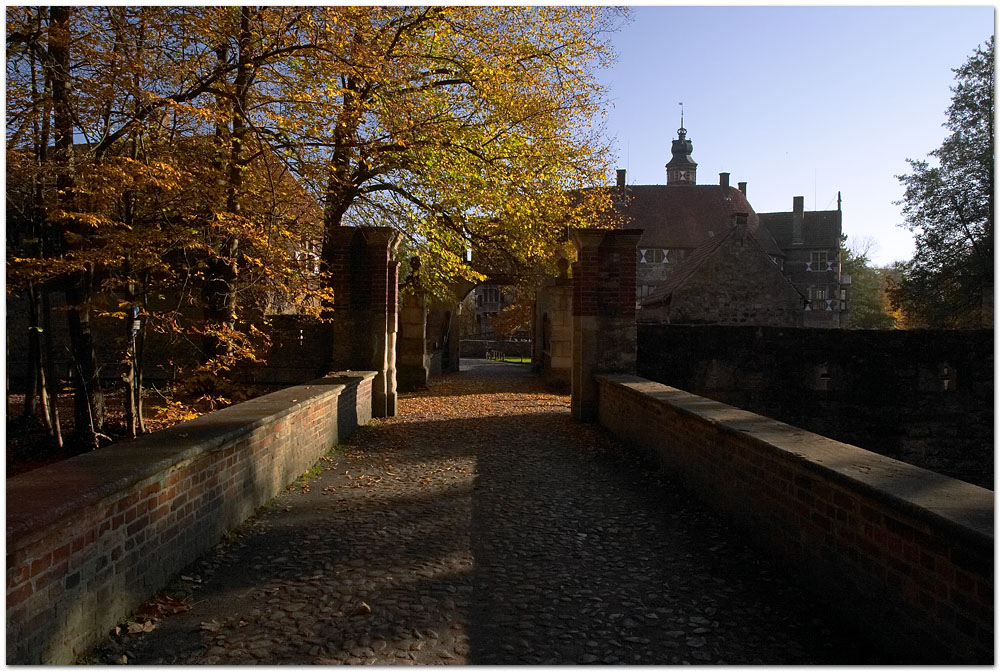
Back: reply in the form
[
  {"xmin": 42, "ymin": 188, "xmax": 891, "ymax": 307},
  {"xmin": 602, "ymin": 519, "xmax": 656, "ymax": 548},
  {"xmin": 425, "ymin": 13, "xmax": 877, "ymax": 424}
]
[{"xmin": 666, "ymin": 104, "xmax": 696, "ymax": 185}]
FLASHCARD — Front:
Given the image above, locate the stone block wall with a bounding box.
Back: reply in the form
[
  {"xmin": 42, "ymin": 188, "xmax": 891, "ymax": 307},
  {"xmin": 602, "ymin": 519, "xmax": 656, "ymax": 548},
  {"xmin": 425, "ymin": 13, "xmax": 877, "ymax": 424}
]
[
  {"xmin": 533, "ymin": 277, "xmax": 573, "ymax": 391},
  {"xmin": 397, "ymin": 288, "xmax": 429, "ymax": 391},
  {"xmin": 646, "ymin": 226, "xmax": 805, "ymax": 327},
  {"xmin": 637, "ymin": 325, "xmax": 994, "ymax": 489},
  {"xmin": 6, "ymin": 372, "xmax": 374, "ymax": 664},
  {"xmin": 596, "ymin": 374, "xmax": 993, "ymax": 664}
]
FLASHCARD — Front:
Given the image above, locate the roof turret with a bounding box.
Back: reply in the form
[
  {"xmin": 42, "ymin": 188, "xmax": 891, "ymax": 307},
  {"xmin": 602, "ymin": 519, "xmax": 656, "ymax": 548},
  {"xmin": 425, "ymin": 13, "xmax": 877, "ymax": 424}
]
[{"xmin": 666, "ymin": 106, "xmax": 697, "ymax": 185}]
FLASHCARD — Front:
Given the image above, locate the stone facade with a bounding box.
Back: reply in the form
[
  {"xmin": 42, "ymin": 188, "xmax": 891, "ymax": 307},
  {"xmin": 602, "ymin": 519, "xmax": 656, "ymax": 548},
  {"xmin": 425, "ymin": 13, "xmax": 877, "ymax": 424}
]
[
  {"xmin": 758, "ymin": 196, "xmax": 846, "ymax": 328},
  {"xmin": 468, "ymin": 284, "xmax": 515, "ymax": 337},
  {"xmin": 532, "ymin": 267, "xmax": 573, "ymax": 391},
  {"xmin": 641, "ymin": 219, "xmax": 805, "ymax": 326}
]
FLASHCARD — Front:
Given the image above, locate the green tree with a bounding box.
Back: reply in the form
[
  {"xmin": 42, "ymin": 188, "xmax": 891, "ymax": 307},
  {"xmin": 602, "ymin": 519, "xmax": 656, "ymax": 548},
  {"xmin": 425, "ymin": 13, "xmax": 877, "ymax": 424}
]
[
  {"xmin": 891, "ymin": 36, "xmax": 994, "ymax": 328},
  {"xmin": 841, "ymin": 235, "xmax": 899, "ymax": 329}
]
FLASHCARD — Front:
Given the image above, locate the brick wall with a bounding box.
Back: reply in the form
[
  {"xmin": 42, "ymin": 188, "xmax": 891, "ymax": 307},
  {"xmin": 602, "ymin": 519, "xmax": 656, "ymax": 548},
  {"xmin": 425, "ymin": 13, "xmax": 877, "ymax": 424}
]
[
  {"xmin": 6, "ymin": 372, "xmax": 375, "ymax": 664},
  {"xmin": 596, "ymin": 374, "xmax": 993, "ymax": 663},
  {"xmin": 637, "ymin": 324, "xmax": 994, "ymax": 489}
]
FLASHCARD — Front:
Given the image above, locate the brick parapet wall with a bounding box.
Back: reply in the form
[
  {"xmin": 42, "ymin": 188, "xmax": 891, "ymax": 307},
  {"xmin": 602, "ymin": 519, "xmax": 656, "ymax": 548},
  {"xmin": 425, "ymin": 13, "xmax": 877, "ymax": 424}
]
[
  {"xmin": 6, "ymin": 372, "xmax": 375, "ymax": 664},
  {"xmin": 596, "ymin": 374, "xmax": 993, "ymax": 663}
]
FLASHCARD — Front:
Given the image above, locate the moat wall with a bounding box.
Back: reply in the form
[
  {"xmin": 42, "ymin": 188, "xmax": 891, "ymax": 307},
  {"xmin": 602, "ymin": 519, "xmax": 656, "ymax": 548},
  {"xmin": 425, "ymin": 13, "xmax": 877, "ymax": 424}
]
[
  {"xmin": 6, "ymin": 372, "xmax": 374, "ymax": 664},
  {"xmin": 636, "ymin": 324, "xmax": 994, "ymax": 489},
  {"xmin": 597, "ymin": 374, "xmax": 993, "ymax": 664}
]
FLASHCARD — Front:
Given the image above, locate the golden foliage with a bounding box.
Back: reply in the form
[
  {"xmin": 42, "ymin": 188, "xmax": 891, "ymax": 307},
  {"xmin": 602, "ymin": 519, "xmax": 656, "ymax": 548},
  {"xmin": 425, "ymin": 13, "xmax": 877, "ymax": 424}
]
[{"xmin": 7, "ymin": 6, "xmax": 623, "ymax": 369}]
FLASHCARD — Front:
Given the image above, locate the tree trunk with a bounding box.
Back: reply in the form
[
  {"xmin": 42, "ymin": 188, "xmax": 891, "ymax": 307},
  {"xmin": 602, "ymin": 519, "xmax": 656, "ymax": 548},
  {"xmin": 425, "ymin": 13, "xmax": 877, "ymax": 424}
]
[
  {"xmin": 65, "ymin": 269, "xmax": 104, "ymax": 448},
  {"xmin": 22, "ymin": 286, "xmax": 41, "ymax": 420},
  {"xmin": 202, "ymin": 8, "xmax": 251, "ymax": 364},
  {"xmin": 50, "ymin": 6, "xmax": 103, "ymax": 449},
  {"xmin": 41, "ymin": 286, "xmax": 63, "ymax": 448}
]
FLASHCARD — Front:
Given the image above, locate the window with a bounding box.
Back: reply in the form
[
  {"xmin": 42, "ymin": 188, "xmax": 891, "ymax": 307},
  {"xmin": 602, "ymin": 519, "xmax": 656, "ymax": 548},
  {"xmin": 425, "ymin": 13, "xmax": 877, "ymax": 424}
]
[
  {"xmin": 637, "ymin": 285, "xmax": 653, "ymax": 298},
  {"xmin": 809, "ymin": 251, "xmax": 829, "ymax": 272},
  {"xmin": 809, "ymin": 286, "xmax": 828, "ymax": 301},
  {"xmin": 639, "ymin": 248, "xmax": 668, "ymax": 264}
]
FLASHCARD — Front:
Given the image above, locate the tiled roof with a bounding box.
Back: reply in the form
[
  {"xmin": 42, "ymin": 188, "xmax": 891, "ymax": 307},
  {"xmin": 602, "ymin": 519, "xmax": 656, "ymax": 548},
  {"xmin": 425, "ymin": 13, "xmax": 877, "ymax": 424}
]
[
  {"xmin": 619, "ymin": 185, "xmax": 783, "ymax": 257},
  {"xmin": 758, "ymin": 210, "xmax": 842, "ymax": 249}
]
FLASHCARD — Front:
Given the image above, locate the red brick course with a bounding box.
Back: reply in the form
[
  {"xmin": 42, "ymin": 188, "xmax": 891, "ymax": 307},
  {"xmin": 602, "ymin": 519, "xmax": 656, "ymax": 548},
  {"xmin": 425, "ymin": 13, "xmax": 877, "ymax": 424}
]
[
  {"xmin": 596, "ymin": 374, "xmax": 993, "ymax": 664},
  {"xmin": 6, "ymin": 372, "xmax": 375, "ymax": 664}
]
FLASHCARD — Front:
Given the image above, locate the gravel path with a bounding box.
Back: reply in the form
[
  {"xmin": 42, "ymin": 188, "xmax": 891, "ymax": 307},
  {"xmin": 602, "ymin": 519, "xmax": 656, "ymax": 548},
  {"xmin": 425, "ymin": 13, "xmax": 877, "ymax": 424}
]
[{"xmin": 91, "ymin": 359, "xmax": 885, "ymax": 664}]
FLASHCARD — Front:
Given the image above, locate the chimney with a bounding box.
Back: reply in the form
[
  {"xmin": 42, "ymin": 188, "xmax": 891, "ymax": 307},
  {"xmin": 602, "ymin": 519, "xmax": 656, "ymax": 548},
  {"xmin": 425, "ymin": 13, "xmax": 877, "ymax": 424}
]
[
  {"xmin": 616, "ymin": 169, "xmax": 626, "ymax": 201},
  {"xmin": 792, "ymin": 196, "xmax": 804, "ymax": 246},
  {"xmin": 738, "ymin": 181, "xmax": 746, "ymax": 196},
  {"xmin": 719, "ymin": 172, "xmax": 730, "ymax": 189}
]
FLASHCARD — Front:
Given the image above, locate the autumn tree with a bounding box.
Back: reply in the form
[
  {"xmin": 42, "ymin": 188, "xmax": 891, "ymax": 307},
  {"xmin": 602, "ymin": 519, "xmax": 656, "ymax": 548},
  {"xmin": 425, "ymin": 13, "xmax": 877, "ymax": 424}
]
[
  {"xmin": 891, "ymin": 36, "xmax": 994, "ymax": 328},
  {"xmin": 840, "ymin": 236, "xmax": 899, "ymax": 329},
  {"xmin": 6, "ymin": 6, "xmax": 620, "ymax": 448},
  {"xmin": 274, "ymin": 6, "xmax": 622, "ymax": 299},
  {"xmin": 6, "ymin": 7, "xmax": 328, "ymax": 444}
]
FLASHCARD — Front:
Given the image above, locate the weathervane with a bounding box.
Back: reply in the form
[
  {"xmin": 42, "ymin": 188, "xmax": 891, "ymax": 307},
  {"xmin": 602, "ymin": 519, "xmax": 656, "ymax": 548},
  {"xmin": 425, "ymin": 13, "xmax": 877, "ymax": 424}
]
[{"xmin": 679, "ymin": 101, "xmax": 684, "ymax": 129}]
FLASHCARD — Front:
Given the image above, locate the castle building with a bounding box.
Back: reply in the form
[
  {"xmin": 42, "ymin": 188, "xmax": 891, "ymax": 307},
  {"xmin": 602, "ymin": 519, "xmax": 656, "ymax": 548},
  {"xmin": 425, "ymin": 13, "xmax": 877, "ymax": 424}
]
[{"xmin": 617, "ymin": 122, "xmax": 847, "ymax": 328}]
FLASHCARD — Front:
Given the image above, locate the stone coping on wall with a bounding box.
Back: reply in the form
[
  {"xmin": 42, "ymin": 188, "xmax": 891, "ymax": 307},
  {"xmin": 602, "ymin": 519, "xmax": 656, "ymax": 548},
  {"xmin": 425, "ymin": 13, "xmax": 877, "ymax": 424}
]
[
  {"xmin": 7, "ymin": 371, "xmax": 376, "ymax": 664},
  {"xmin": 598, "ymin": 375, "xmax": 993, "ymax": 545},
  {"xmin": 595, "ymin": 373, "xmax": 993, "ymax": 663},
  {"xmin": 7, "ymin": 371, "xmax": 376, "ymax": 547}
]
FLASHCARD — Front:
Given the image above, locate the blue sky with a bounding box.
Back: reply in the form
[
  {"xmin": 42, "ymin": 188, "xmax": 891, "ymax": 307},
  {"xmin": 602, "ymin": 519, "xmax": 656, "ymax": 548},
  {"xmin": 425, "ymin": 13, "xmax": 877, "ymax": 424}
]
[{"xmin": 601, "ymin": 5, "xmax": 994, "ymax": 265}]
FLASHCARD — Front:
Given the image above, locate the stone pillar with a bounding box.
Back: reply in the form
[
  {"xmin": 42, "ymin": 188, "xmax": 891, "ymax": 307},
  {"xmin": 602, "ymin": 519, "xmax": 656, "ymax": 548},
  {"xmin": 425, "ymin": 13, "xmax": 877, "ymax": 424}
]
[
  {"xmin": 327, "ymin": 226, "xmax": 400, "ymax": 418},
  {"xmin": 570, "ymin": 228, "xmax": 643, "ymax": 421},
  {"xmin": 385, "ymin": 259, "xmax": 399, "ymax": 417},
  {"xmin": 398, "ymin": 288, "xmax": 429, "ymax": 391},
  {"xmin": 533, "ymin": 258, "xmax": 573, "ymax": 391},
  {"xmin": 398, "ymin": 257, "xmax": 430, "ymax": 391}
]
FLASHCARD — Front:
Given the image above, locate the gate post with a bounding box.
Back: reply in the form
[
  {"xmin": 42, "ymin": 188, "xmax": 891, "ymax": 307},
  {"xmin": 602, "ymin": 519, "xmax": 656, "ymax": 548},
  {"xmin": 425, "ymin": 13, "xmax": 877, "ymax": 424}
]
[
  {"xmin": 570, "ymin": 228, "xmax": 643, "ymax": 421},
  {"xmin": 398, "ymin": 258, "xmax": 430, "ymax": 391},
  {"xmin": 327, "ymin": 226, "xmax": 401, "ymax": 418}
]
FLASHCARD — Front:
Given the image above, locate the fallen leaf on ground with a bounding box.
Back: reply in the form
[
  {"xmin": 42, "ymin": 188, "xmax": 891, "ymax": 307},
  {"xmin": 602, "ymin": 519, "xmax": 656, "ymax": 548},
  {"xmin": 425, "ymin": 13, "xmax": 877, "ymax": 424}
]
[{"xmin": 128, "ymin": 620, "xmax": 156, "ymax": 634}]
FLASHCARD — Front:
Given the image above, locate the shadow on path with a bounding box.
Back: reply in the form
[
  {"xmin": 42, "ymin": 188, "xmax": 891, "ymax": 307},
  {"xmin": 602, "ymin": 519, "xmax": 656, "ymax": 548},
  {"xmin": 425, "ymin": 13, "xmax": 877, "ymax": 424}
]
[{"xmin": 90, "ymin": 359, "xmax": 888, "ymax": 664}]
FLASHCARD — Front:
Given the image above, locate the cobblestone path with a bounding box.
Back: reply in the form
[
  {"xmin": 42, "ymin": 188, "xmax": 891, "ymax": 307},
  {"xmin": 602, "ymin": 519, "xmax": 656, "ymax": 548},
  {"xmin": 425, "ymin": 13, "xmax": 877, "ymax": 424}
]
[{"xmin": 92, "ymin": 360, "xmax": 884, "ymax": 664}]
